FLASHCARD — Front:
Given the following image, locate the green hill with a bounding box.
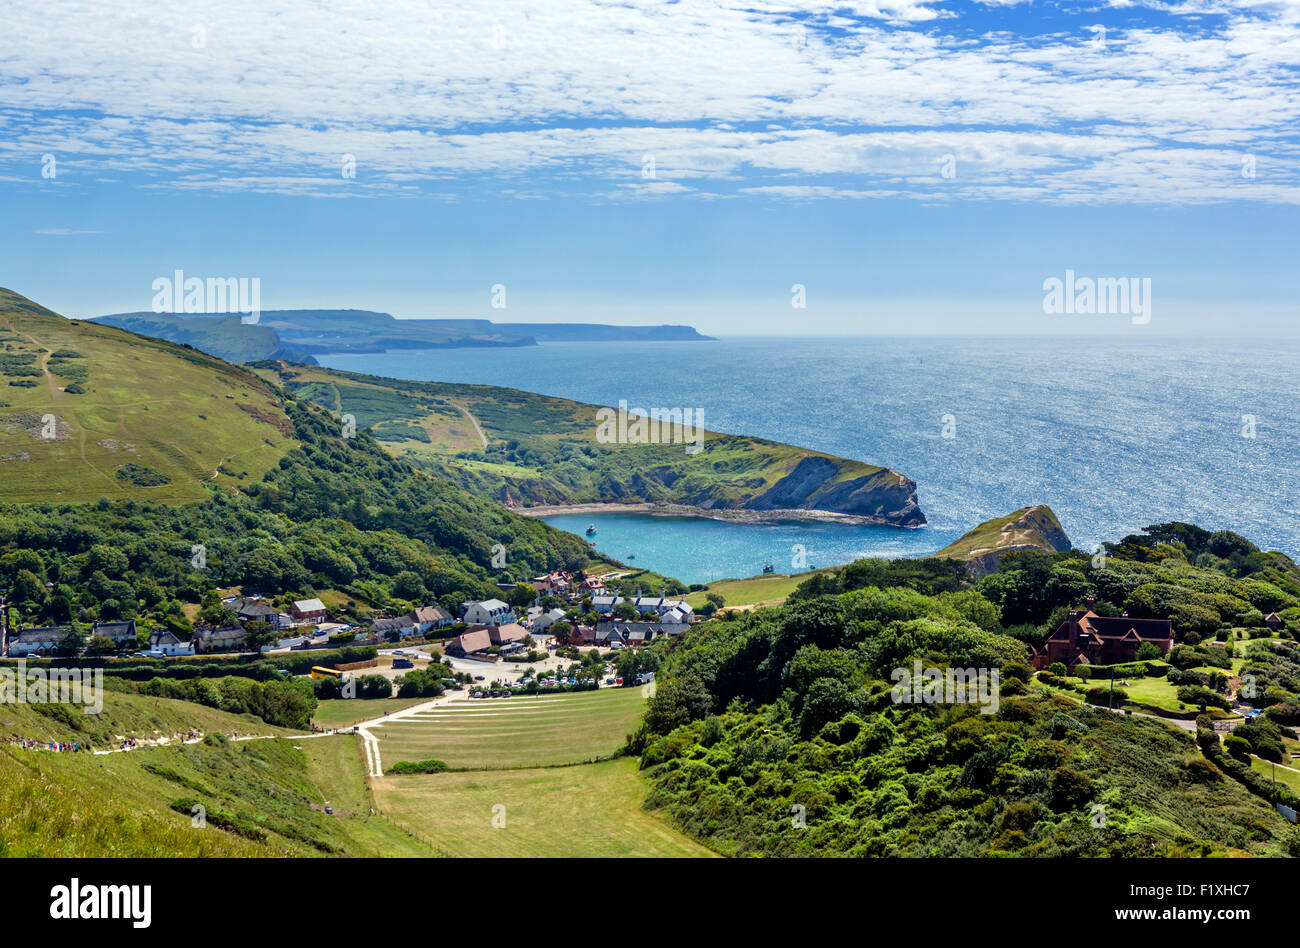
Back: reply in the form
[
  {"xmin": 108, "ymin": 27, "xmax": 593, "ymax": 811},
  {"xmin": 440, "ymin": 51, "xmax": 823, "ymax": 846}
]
[
  {"xmin": 0, "ymin": 288, "xmax": 595, "ymax": 639},
  {"xmin": 0, "ymin": 691, "xmax": 429, "ymax": 857},
  {"xmin": 252, "ymin": 362, "xmax": 925, "ymax": 526},
  {"xmin": 935, "ymin": 505, "xmax": 1072, "ymax": 576},
  {"xmin": 0, "ymin": 289, "xmax": 296, "ymax": 504}
]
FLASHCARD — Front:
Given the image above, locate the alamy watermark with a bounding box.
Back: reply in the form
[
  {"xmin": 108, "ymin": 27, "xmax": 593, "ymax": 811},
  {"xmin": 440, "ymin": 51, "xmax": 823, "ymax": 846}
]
[
  {"xmin": 595, "ymin": 400, "xmax": 705, "ymax": 455},
  {"xmin": 1, "ymin": 661, "xmax": 104, "ymax": 714},
  {"xmin": 151, "ymin": 270, "xmax": 261, "ymax": 324},
  {"xmin": 890, "ymin": 661, "xmax": 1000, "ymax": 714},
  {"xmin": 1042, "ymin": 269, "xmax": 1151, "ymax": 325}
]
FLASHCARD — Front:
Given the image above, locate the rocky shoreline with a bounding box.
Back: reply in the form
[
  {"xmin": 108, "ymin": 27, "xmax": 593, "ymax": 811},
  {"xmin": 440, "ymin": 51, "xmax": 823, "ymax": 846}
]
[{"xmin": 511, "ymin": 501, "xmax": 927, "ymax": 528}]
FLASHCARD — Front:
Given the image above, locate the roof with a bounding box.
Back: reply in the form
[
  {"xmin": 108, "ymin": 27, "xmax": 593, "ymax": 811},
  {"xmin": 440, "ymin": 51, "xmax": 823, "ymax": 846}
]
[
  {"xmin": 410, "ymin": 605, "xmax": 451, "ymax": 623},
  {"xmin": 474, "ymin": 598, "xmax": 509, "ymax": 611},
  {"xmin": 489, "ymin": 622, "xmax": 528, "ymax": 645},
  {"xmin": 370, "ymin": 616, "xmax": 413, "ymax": 632},
  {"xmin": 149, "ymin": 629, "xmax": 182, "ymax": 646},
  {"xmin": 293, "ymin": 598, "xmax": 327, "ymax": 613},
  {"xmin": 92, "ymin": 620, "xmax": 137, "ymax": 638},
  {"xmin": 1051, "ymin": 609, "xmax": 1172, "ymax": 644},
  {"xmin": 13, "ymin": 626, "xmax": 67, "ymax": 643},
  {"xmin": 195, "ymin": 626, "xmax": 245, "ymax": 643},
  {"xmin": 237, "ymin": 600, "xmax": 279, "ymax": 617},
  {"xmin": 451, "ymin": 628, "xmax": 492, "ymax": 653}
]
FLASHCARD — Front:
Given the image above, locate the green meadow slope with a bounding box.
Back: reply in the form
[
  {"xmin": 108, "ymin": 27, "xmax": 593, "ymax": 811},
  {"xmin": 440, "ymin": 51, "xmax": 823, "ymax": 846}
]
[
  {"xmin": 936, "ymin": 505, "xmax": 1072, "ymax": 575},
  {"xmin": 0, "ymin": 289, "xmax": 295, "ymax": 504},
  {"xmin": 252, "ymin": 361, "xmax": 925, "ymax": 526}
]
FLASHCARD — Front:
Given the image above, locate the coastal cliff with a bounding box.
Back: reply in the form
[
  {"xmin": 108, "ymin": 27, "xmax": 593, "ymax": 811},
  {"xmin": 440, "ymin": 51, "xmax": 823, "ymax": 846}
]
[
  {"xmin": 253, "ymin": 362, "xmax": 926, "ymax": 527},
  {"xmin": 935, "ymin": 505, "xmax": 1072, "ymax": 576}
]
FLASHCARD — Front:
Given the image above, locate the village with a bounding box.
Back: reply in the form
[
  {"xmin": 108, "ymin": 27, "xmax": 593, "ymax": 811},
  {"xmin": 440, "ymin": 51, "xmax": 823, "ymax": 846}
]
[{"xmin": 0, "ymin": 569, "xmax": 699, "ymax": 670}]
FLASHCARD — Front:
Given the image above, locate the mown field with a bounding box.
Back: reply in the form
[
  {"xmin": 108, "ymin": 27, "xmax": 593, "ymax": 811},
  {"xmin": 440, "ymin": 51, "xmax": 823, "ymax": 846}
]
[
  {"xmin": 371, "ymin": 758, "xmax": 715, "ymax": 858},
  {"xmin": 370, "ymin": 687, "xmax": 648, "ymax": 770},
  {"xmin": 0, "ymin": 289, "xmax": 293, "ymax": 504},
  {"xmin": 312, "ymin": 697, "xmax": 431, "ymax": 730}
]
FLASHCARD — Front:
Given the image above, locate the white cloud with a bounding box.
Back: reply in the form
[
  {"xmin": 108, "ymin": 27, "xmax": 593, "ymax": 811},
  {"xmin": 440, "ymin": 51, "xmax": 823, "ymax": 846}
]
[{"xmin": 0, "ymin": 0, "xmax": 1296, "ymax": 204}]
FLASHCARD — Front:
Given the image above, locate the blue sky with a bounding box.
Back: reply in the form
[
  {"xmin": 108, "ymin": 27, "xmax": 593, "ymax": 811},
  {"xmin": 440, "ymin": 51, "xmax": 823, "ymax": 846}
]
[{"xmin": 3, "ymin": 0, "xmax": 1298, "ymax": 335}]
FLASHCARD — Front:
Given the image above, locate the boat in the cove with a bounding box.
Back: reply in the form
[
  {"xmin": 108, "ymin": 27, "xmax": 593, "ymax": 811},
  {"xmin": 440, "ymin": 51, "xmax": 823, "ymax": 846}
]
[
  {"xmin": 585, "ymin": 524, "xmax": 596, "ymax": 535},
  {"xmin": 762, "ymin": 563, "xmax": 774, "ymax": 574}
]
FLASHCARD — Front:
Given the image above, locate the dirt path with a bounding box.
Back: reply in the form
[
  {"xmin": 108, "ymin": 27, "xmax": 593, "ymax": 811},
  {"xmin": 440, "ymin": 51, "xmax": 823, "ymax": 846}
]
[{"xmin": 450, "ymin": 401, "xmax": 489, "ymax": 449}]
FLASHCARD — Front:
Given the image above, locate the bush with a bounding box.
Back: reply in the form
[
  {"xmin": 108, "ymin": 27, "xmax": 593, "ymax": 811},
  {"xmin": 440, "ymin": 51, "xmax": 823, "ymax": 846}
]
[{"xmin": 389, "ymin": 759, "xmax": 450, "ymax": 774}]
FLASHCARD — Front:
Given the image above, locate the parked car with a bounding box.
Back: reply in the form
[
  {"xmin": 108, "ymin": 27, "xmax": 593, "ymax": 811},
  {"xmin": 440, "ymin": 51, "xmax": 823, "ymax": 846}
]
[
  {"xmin": 474, "ymin": 675, "xmax": 486, "ymax": 681},
  {"xmin": 605, "ymin": 677, "xmax": 616, "ymax": 685}
]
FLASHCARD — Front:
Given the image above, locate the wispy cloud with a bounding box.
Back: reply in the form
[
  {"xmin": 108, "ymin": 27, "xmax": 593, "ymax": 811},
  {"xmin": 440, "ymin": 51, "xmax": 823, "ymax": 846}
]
[{"xmin": 0, "ymin": 0, "xmax": 1297, "ymax": 204}]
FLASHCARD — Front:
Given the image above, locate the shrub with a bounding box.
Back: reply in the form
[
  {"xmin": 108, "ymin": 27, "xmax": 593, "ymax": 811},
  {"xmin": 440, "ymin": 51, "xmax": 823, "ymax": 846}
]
[{"xmin": 388, "ymin": 759, "xmax": 450, "ymax": 774}]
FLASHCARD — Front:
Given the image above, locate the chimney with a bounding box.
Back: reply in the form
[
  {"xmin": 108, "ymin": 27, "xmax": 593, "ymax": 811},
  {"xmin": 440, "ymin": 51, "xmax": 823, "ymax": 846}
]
[{"xmin": 1085, "ymin": 596, "xmax": 1096, "ymax": 612}]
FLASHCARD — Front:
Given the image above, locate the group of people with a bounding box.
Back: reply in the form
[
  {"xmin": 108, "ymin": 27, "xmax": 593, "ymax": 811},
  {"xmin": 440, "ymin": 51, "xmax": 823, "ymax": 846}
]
[{"xmin": 9, "ymin": 738, "xmax": 83, "ymax": 752}]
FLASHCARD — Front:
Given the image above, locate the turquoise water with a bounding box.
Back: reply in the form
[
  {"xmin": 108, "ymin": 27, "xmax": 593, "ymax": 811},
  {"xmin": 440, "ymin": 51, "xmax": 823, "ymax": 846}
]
[
  {"xmin": 321, "ymin": 335, "xmax": 1300, "ymax": 578},
  {"xmin": 539, "ymin": 512, "xmax": 943, "ymax": 586}
]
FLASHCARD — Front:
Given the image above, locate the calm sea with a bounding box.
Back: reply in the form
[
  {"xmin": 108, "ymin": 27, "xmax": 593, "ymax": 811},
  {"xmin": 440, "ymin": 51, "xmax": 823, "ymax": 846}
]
[{"xmin": 321, "ymin": 336, "xmax": 1300, "ymax": 584}]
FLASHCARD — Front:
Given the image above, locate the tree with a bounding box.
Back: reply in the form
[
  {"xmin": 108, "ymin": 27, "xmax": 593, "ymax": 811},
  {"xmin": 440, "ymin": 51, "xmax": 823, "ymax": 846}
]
[
  {"xmin": 507, "ymin": 583, "xmax": 537, "ymax": 610},
  {"xmin": 84, "ymin": 634, "xmax": 118, "ymax": 656},
  {"xmin": 55, "ymin": 628, "xmax": 85, "ymax": 657}
]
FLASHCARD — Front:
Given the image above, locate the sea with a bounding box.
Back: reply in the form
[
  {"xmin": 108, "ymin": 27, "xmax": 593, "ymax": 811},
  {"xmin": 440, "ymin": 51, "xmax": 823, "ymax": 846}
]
[{"xmin": 320, "ymin": 336, "xmax": 1300, "ymax": 585}]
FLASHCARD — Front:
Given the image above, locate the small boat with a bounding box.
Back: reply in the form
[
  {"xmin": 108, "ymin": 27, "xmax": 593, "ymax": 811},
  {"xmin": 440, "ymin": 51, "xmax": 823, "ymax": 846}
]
[
  {"xmin": 627, "ymin": 554, "xmax": 636, "ymax": 560},
  {"xmin": 585, "ymin": 524, "xmax": 596, "ymax": 536},
  {"xmin": 762, "ymin": 563, "xmax": 774, "ymax": 574}
]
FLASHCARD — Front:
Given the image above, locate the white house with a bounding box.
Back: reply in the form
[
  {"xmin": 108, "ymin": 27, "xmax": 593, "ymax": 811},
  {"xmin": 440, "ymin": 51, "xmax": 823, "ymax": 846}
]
[
  {"xmin": 148, "ymin": 629, "xmax": 195, "ymax": 657},
  {"xmin": 410, "ymin": 605, "xmax": 453, "ymax": 634},
  {"xmin": 461, "ymin": 598, "xmax": 515, "ymax": 627},
  {"xmin": 633, "ymin": 595, "xmax": 694, "ymax": 619}
]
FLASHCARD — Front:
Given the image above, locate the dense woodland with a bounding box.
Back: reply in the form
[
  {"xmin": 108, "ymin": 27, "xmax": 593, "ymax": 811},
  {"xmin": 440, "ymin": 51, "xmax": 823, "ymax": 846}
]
[
  {"xmin": 0, "ymin": 396, "xmax": 591, "ymax": 644},
  {"xmin": 634, "ymin": 525, "xmax": 1300, "ymax": 856}
]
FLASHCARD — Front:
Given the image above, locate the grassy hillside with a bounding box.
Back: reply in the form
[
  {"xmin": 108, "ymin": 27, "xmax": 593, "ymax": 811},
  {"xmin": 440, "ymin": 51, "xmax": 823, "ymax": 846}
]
[
  {"xmin": 935, "ymin": 505, "xmax": 1072, "ymax": 575},
  {"xmin": 0, "ymin": 289, "xmax": 295, "ymax": 503},
  {"xmin": 252, "ymin": 361, "xmax": 924, "ymax": 525},
  {"xmin": 372, "ymin": 758, "xmax": 716, "ymax": 858}
]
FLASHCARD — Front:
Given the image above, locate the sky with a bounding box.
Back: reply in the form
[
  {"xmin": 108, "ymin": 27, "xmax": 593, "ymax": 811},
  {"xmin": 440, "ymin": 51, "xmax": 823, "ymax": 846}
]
[{"xmin": 2, "ymin": 0, "xmax": 1299, "ymax": 335}]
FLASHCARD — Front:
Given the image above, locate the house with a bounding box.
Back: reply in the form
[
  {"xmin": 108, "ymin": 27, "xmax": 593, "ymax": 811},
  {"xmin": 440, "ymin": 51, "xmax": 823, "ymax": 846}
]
[
  {"xmin": 461, "ymin": 599, "xmax": 515, "ymax": 627},
  {"xmin": 1031, "ymin": 598, "xmax": 1173, "ymax": 670},
  {"xmin": 192, "ymin": 625, "xmax": 247, "ymax": 654},
  {"xmin": 91, "ymin": 619, "xmax": 139, "ymax": 649},
  {"xmin": 532, "ymin": 571, "xmax": 575, "ymax": 597},
  {"xmin": 235, "ymin": 599, "xmax": 288, "ymax": 631},
  {"xmin": 660, "ymin": 606, "xmax": 690, "ymax": 625},
  {"xmin": 632, "ymin": 594, "xmax": 694, "ymax": 620},
  {"xmin": 290, "ymin": 598, "xmax": 328, "ymax": 623},
  {"xmin": 5, "ymin": 626, "xmax": 68, "ymax": 657},
  {"xmin": 1265, "ymin": 612, "xmax": 1282, "ymax": 632},
  {"xmin": 370, "ymin": 616, "xmax": 416, "ymax": 639},
  {"xmin": 590, "ymin": 594, "xmax": 623, "ymax": 613},
  {"xmin": 488, "ymin": 622, "xmax": 528, "ymax": 646},
  {"xmin": 534, "ymin": 608, "xmax": 568, "ymax": 631},
  {"xmin": 148, "ymin": 629, "xmax": 195, "ymax": 657},
  {"xmin": 444, "ymin": 628, "xmax": 493, "ymax": 657},
  {"xmin": 410, "ymin": 605, "xmax": 454, "ymax": 634},
  {"xmin": 595, "ymin": 621, "xmax": 680, "ymax": 646}
]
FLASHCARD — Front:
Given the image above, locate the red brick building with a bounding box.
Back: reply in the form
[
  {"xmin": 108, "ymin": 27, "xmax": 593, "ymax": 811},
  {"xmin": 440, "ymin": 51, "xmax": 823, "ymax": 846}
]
[{"xmin": 1031, "ymin": 597, "xmax": 1173, "ymax": 670}]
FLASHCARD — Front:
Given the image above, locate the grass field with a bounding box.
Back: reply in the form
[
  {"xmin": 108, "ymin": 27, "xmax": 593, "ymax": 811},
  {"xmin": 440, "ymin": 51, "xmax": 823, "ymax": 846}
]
[
  {"xmin": 0, "ymin": 288, "xmax": 293, "ymax": 504},
  {"xmin": 312, "ymin": 697, "xmax": 430, "ymax": 730},
  {"xmin": 685, "ymin": 570, "xmax": 830, "ymax": 609},
  {"xmin": 370, "ymin": 688, "xmax": 648, "ymax": 770},
  {"xmin": 371, "ymin": 757, "xmax": 715, "ymax": 858},
  {"xmin": 295, "ymin": 733, "xmax": 438, "ymax": 857},
  {"xmin": 1250, "ymin": 756, "xmax": 1300, "ymax": 795}
]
